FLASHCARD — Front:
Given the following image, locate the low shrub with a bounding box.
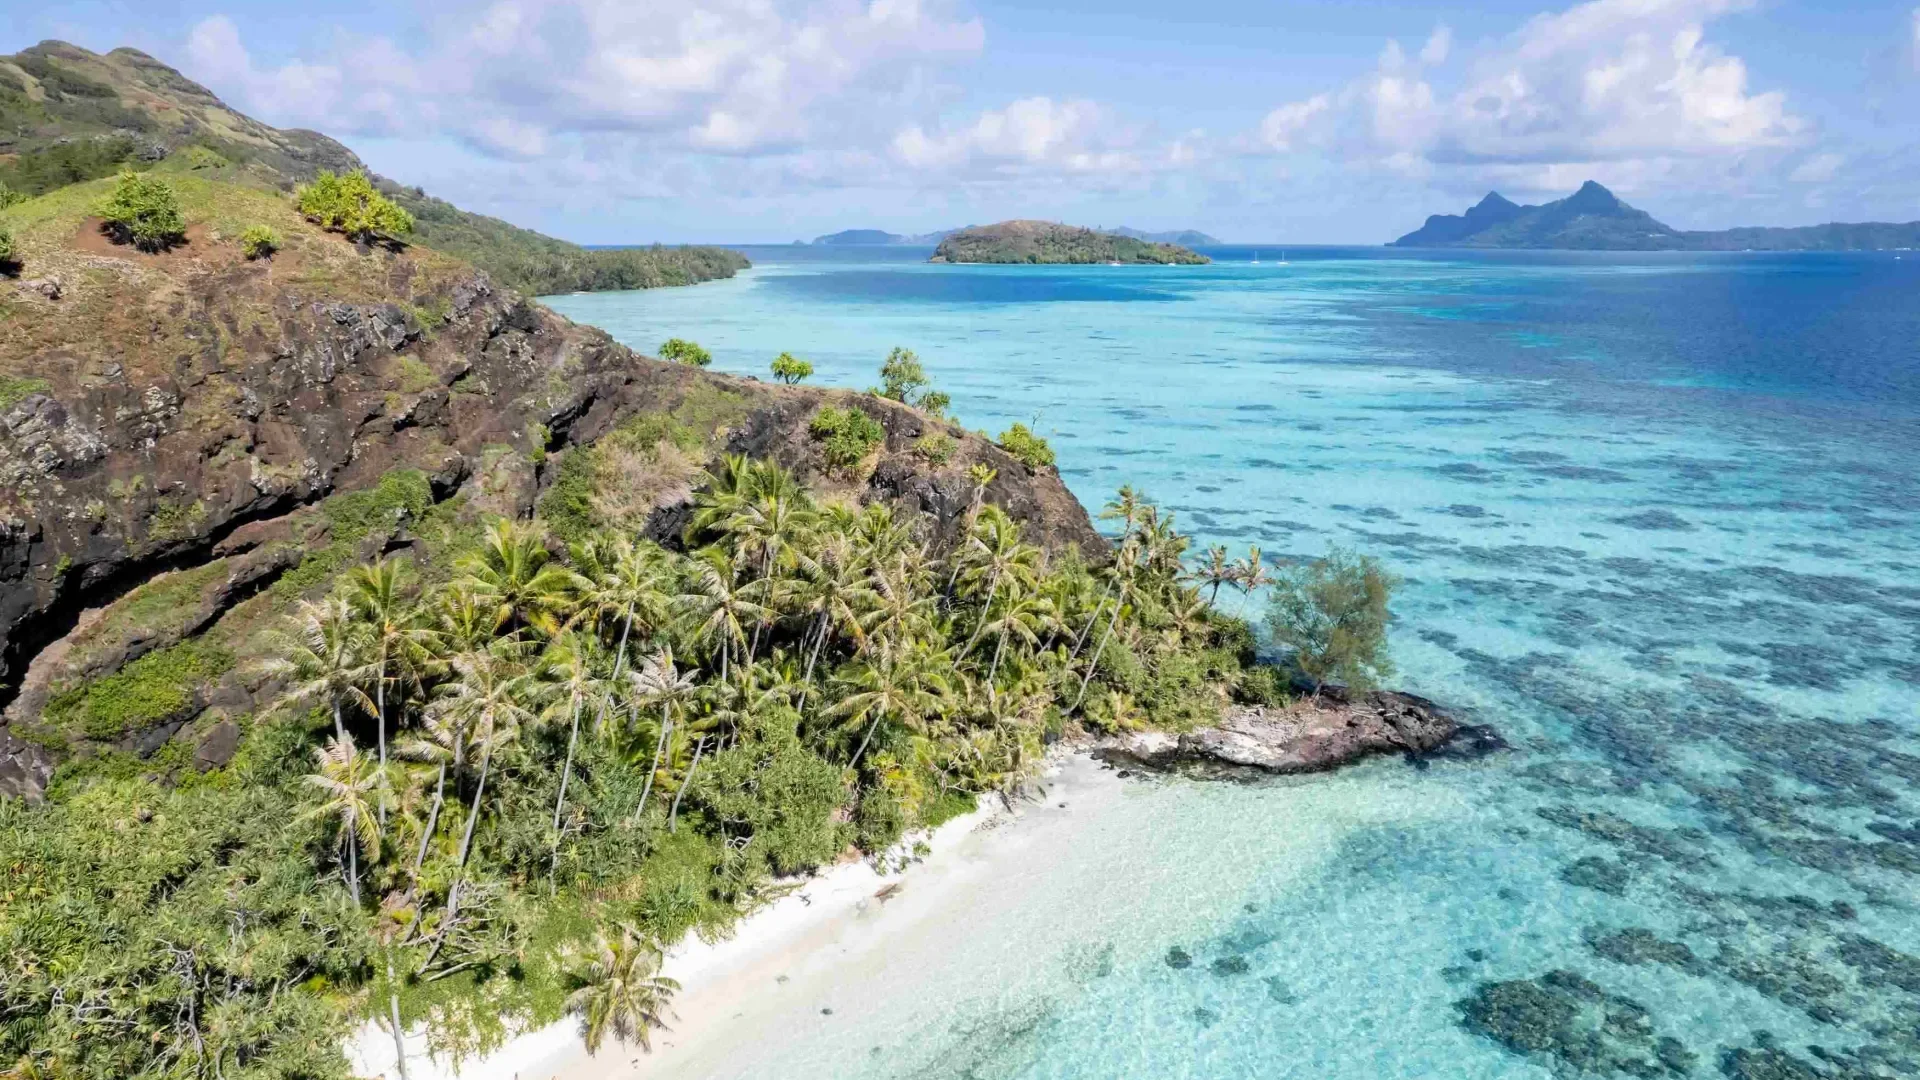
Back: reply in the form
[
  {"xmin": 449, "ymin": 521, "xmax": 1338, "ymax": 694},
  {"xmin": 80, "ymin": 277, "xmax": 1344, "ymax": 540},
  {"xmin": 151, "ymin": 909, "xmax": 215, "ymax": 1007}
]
[
  {"xmin": 0, "ymin": 223, "xmax": 17, "ymax": 271},
  {"xmin": 295, "ymin": 169, "xmax": 414, "ymax": 244},
  {"xmin": 996, "ymin": 422, "xmax": 1055, "ymax": 470},
  {"xmin": 95, "ymin": 171, "xmax": 186, "ymax": 251},
  {"xmin": 913, "ymin": 430, "xmax": 955, "ymax": 464},
  {"xmin": 239, "ymin": 224, "xmax": 280, "ymax": 259},
  {"xmin": 810, "ymin": 404, "xmax": 886, "ymax": 471}
]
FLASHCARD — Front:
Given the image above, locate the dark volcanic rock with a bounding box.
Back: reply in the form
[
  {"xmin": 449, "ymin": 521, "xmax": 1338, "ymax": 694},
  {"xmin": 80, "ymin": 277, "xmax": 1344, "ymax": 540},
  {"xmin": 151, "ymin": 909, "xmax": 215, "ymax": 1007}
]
[
  {"xmin": 1101, "ymin": 686, "xmax": 1489, "ymax": 776},
  {"xmin": 0, "ymin": 728, "xmax": 55, "ymax": 803}
]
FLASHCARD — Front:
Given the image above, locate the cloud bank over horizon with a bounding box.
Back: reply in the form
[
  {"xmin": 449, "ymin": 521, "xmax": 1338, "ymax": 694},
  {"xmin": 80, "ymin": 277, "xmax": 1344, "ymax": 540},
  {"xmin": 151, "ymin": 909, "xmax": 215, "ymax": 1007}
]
[{"xmin": 15, "ymin": 0, "xmax": 1911, "ymax": 241}]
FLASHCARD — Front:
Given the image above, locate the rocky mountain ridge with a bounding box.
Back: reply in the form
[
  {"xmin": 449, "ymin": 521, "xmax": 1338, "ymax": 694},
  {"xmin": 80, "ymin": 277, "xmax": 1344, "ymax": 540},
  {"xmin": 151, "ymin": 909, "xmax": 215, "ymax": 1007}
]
[{"xmin": 1393, "ymin": 180, "xmax": 1920, "ymax": 251}]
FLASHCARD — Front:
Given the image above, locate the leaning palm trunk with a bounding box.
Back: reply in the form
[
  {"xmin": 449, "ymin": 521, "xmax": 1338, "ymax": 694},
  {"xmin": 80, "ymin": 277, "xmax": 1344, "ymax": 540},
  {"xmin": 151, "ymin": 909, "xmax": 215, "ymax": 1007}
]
[
  {"xmin": 850, "ymin": 711, "xmax": 888, "ymax": 769},
  {"xmin": 1072, "ymin": 595, "xmax": 1126, "ymax": 712},
  {"xmin": 960, "ymin": 570, "xmax": 1001, "ymax": 656},
  {"xmin": 346, "ymin": 821, "xmax": 361, "ymax": 904},
  {"xmin": 668, "ymin": 736, "xmax": 707, "ymax": 833},
  {"xmin": 1069, "ymin": 582, "xmax": 1115, "ymax": 662},
  {"xmin": 374, "ymin": 661, "xmax": 388, "ymax": 828},
  {"xmin": 632, "ymin": 710, "xmax": 671, "ymax": 825},
  {"xmin": 421, "ymin": 737, "xmax": 494, "ymax": 974},
  {"xmin": 548, "ymin": 694, "xmax": 584, "ymax": 889},
  {"xmin": 411, "ymin": 761, "xmax": 445, "ymax": 884},
  {"xmin": 987, "ymin": 627, "xmax": 1011, "ymax": 695},
  {"xmin": 798, "ymin": 611, "xmax": 829, "ymax": 709},
  {"xmin": 331, "ymin": 698, "xmax": 347, "ymax": 742},
  {"xmin": 385, "ymin": 951, "xmax": 410, "ymax": 1080}
]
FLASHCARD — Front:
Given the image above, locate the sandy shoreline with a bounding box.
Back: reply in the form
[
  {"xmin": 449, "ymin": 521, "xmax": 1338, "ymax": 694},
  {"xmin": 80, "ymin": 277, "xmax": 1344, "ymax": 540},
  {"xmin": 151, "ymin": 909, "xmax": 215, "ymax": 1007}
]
[{"xmin": 349, "ymin": 750, "xmax": 1105, "ymax": 1080}]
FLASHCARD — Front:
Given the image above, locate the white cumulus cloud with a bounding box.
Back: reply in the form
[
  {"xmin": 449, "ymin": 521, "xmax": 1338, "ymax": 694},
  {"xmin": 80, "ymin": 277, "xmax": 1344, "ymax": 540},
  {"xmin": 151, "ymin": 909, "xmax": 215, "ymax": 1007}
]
[
  {"xmin": 187, "ymin": 0, "xmax": 986, "ymax": 161},
  {"xmin": 1254, "ymin": 0, "xmax": 1804, "ymax": 195}
]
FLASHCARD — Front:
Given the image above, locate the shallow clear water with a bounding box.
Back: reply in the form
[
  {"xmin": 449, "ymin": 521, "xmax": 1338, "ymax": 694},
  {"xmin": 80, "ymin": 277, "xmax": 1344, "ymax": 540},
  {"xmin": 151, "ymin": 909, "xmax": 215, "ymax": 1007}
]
[{"xmin": 544, "ymin": 247, "xmax": 1920, "ymax": 1078}]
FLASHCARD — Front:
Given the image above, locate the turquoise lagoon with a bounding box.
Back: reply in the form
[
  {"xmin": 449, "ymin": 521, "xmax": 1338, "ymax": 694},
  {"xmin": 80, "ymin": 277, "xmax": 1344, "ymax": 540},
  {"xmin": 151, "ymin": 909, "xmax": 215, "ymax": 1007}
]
[{"xmin": 544, "ymin": 248, "xmax": 1920, "ymax": 1078}]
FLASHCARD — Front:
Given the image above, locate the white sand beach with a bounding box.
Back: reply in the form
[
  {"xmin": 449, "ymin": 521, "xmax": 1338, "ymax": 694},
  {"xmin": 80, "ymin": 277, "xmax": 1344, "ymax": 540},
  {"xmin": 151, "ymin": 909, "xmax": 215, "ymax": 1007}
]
[{"xmin": 349, "ymin": 751, "xmax": 1113, "ymax": 1080}]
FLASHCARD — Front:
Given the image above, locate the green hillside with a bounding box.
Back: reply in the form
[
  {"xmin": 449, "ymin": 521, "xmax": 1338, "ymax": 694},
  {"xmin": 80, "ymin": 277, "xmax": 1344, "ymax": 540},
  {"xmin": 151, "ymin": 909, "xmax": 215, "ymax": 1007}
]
[{"xmin": 0, "ymin": 40, "xmax": 747, "ymax": 292}]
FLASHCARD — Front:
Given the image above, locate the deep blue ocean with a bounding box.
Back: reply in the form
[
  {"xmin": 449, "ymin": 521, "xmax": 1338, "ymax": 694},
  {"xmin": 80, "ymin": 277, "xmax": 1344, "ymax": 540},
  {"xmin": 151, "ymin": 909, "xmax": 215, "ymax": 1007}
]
[{"xmin": 544, "ymin": 246, "xmax": 1920, "ymax": 1079}]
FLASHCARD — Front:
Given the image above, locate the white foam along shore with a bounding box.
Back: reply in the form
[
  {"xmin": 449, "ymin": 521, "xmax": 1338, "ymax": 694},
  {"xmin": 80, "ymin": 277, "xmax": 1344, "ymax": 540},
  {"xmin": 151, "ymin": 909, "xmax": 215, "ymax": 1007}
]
[{"xmin": 347, "ymin": 750, "xmax": 1105, "ymax": 1080}]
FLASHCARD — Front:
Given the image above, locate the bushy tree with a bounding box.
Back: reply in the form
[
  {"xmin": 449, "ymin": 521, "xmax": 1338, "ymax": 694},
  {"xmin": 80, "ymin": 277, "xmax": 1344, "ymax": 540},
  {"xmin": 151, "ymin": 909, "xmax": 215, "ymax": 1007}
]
[
  {"xmin": 1265, "ymin": 546, "xmax": 1397, "ymax": 696},
  {"xmin": 770, "ymin": 351, "xmax": 813, "ymax": 384},
  {"xmin": 296, "ymin": 169, "xmax": 415, "ymax": 244},
  {"xmin": 875, "ymin": 346, "xmax": 950, "ymax": 416},
  {"xmin": 877, "ymin": 346, "xmax": 927, "ymax": 401},
  {"xmin": 0, "ymin": 181, "xmax": 25, "ymax": 209},
  {"xmin": 240, "ymin": 223, "xmax": 280, "ymax": 259},
  {"xmin": 95, "ymin": 171, "xmax": 186, "ymax": 251},
  {"xmin": 659, "ymin": 338, "xmax": 712, "ymax": 366}
]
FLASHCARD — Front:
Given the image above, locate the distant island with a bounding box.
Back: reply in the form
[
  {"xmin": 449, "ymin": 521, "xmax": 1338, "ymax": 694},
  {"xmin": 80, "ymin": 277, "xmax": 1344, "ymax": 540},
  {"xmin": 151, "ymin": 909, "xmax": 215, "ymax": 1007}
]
[
  {"xmin": 1393, "ymin": 180, "xmax": 1920, "ymax": 251},
  {"xmin": 932, "ymin": 221, "xmax": 1211, "ymax": 264},
  {"xmin": 815, "ymin": 225, "xmax": 1221, "ymax": 248},
  {"xmin": 1109, "ymin": 226, "xmax": 1221, "ymax": 246},
  {"xmin": 812, "ymin": 227, "xmax": 960, "ymax": 245}
]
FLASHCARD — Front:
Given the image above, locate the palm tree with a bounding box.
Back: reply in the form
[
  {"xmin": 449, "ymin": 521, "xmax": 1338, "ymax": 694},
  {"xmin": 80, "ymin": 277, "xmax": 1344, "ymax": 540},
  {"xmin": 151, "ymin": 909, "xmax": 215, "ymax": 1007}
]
[
  {"xmin": 262, "ymin": 596, "xmax": 374, "ymax": 741},
  {"xmin": 832, "ymin": 646, "xmax": 951, "ymax": 767},
  {"xmin": 420, "ymin": 645, "xmax": 534, "ymax": 971},
  {"xmin": 303, "ymin": 735, "xmax": 384, "ymax": 905},
  {"xmin": 541, "ymin": 632, "xmax": 604, "ymax": 884},
  {"xmin": 345, "ymin": 556, "xmax": 429, "ymax": 826},
  {"xmin": 981, "ymin": 592, "xmax": 1057, "ymax": 694},
  {"xmin": 786, "ymin": 531, "xmax": 875, "ymax": 700},
  {"xmin": 564, "ymin": 926, "xmax": 680, "ymax": 1055},
  {"xmin": 460, "ymin": 518, "xmax": 575, "ymax": 632},
  {"xmin": 1229, "ymin": 545, "xmax": 1272, "ymax": 615},
  {"xmin": 956, "ymin": 508, "xmax": 1042, "ymax": 658},
  {"xmin": 1073, "ymin": 542, "xmax": 1142, "ymax": 712},
  {"xmin": 675, "ymin": 547, "xmax": 769, "ymax": 681},
  {"xmin": 397, "ymin": 710, "xmax": 463, "ymax": 885},
  {"xmin": 1194, "ymin": 544, "xmax": 1233, "ymax": 604},
  {"xmin": 629, "ymin": 648, "xmax": 699, "ymax": 824}
]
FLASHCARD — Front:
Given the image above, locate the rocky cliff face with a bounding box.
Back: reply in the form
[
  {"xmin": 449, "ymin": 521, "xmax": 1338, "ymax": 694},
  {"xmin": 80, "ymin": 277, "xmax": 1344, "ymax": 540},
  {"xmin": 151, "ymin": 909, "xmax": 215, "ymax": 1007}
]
[{"xmin": 0, "ymin": 188, "xmax": 1101, "ymax": 779}]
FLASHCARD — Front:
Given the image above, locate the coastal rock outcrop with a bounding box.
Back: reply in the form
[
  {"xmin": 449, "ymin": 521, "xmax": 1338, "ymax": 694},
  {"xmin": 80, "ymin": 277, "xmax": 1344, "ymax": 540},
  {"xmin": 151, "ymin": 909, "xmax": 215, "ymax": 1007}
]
[{"xmin": 1099, "ymin": 686, "xmax": 1501, "ymax": 776}]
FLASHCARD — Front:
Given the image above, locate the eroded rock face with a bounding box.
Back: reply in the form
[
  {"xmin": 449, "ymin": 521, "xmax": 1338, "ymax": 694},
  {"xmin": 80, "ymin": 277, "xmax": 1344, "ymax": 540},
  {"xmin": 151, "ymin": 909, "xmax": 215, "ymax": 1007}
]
[
  {"xmin": 1100, "ymin": 686, "xmax": 1502, "ymax": 776},
  {"xmin": 0, "ymin": 250, "xmax": 1102, "ymax": 728}
]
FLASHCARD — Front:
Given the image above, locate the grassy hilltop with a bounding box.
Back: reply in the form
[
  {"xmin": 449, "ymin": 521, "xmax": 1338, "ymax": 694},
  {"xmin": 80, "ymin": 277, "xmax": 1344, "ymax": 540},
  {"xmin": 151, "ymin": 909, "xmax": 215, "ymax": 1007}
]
[{"xmin": 0, "ymin": 40, "xmax": 747, "ymax": 293}]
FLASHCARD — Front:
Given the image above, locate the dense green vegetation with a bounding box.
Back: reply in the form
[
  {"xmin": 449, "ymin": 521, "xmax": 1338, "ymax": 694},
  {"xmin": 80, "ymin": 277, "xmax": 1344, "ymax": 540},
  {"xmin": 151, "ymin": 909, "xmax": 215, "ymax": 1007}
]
[
  {"xmin": 932, "ymin": 221, "xmax": 1210, "ymax": 265},
  {"xmin": 95, "ymin": 171, "xmax": 187, "ymax": 251},
  {"xmin": 296, "ymin": 170, "xmax": 415, "ymax": 245},
  {"xmin": 0, "ymin": 221, "xmax": 16, "ymax": 267},
  {"xmin": 2, "ymin": 404, "xmax": 1281, "ymax": 1077}
]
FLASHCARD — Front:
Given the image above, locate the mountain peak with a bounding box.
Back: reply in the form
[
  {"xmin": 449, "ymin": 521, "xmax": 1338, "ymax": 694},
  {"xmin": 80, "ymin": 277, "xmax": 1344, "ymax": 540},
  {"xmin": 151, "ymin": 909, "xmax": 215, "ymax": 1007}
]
[
  {"xmin": 1474, "ymin": 192, "xmax": 1517, "ymax": 210},
  {"xmin": 1565, "ymin": 180, "xmax": 1622, "ymax": 210}
]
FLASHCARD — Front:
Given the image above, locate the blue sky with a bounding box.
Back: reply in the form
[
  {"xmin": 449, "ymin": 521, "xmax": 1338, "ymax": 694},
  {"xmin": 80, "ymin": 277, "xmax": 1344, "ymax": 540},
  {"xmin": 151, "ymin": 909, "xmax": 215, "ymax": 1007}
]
[{"xmin": 8, "ymin": 1, "xmax": 1919, "ymax": 243}]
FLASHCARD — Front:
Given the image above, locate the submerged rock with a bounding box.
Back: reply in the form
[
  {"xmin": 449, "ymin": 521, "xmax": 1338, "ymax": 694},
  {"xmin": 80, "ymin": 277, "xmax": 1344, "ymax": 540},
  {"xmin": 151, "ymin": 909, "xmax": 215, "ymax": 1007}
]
[
  {"xmin": 1456, "ymin": 969, "xmax": 1694, "ymax": 1077},
  {"xmin": 1099, "ymin": 686, "xmax": 1496, "ymax": 776}
]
